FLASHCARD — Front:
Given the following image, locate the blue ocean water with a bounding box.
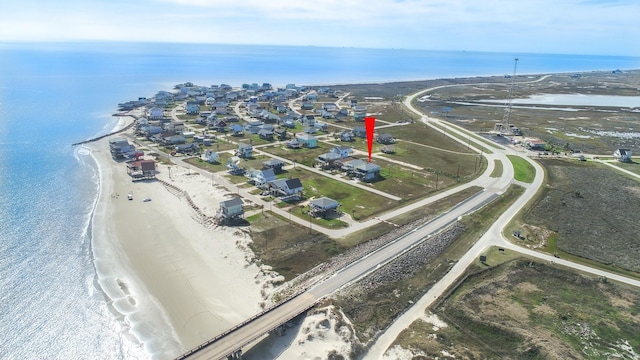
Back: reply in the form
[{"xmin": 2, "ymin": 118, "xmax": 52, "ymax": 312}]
[{"xmin": 0, "ymin": 42, "xmax": 638, "ymax": 359}]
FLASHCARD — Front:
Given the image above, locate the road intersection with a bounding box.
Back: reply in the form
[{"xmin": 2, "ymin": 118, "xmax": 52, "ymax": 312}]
[{"xmin": 170, "ymin": 81, "xmax": 640, "ymax": 359}]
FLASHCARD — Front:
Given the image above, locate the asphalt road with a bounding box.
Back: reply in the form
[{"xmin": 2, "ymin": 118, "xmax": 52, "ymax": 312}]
[
  {"xmin": 182, "ymin": 175, "xmax": 509, "ymax": 360},
  {"xmin": 174, "ymin": 78, "xmax": 640, "ymax": 359}
]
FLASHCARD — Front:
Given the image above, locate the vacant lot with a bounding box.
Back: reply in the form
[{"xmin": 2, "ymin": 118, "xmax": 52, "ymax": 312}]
[
  {"xmin": 394, "ymin": 258, "xmax": 640, "ymax": 359},
  {"xmin": 247, "ymin": 211, "xmax": 340, "ymax": 280},
  {"xmin": 520, "ymin": 159, "xmax": 640, "ymax": 272}
]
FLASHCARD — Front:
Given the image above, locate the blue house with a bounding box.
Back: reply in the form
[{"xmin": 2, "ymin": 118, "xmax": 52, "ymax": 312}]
[
  {"xmin": 185, "ymin": 103, "xmax": 200, "ymax": 115},
  {"xmin": 296, "ymin": 134, "xmax": 317, "ymax": 148},
  {"xmin": 355, "ymin": 162, "xmax": 381, "ymax": 182},
  {"xmin": 247, "ymin": 168, "xmax": 276, "ymax": 189},
  {"xmin": 244, "ymin": 120, "xmax": 263, "ymax": 134},
  {"xmin": 352, "ymin": 126, "xmax": 366, "ymax": 138}
]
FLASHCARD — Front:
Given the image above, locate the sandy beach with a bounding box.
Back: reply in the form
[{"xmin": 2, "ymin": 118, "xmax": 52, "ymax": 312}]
[{"xmin": 89, "ymin": 122, "xmax": 278, "ymax": 358}]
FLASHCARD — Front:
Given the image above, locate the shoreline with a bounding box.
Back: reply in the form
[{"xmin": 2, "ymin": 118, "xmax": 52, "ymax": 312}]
[
  {"xmin": 88, "ymin": 117, "xmax": 278, "ymax": 358},
  {"xmin": 86, "ymin": 69, "xmax": 640, "ymax": 359}
]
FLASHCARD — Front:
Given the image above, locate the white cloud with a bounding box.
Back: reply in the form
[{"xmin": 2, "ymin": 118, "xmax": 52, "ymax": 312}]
[{"xmin": 0, "ymin": 0, "xmax": 639, "ymax": 55}]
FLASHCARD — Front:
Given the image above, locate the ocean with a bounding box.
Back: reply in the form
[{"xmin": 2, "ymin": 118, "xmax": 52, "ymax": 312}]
[{"xmin": 0, "ymin": 42, "xmax": 638, "ymax": 360}]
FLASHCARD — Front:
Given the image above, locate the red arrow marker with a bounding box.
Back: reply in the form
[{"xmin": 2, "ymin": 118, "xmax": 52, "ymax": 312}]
[{"xmin": 365, "ymin": 116, "xmax": 375, "ymax": 163}]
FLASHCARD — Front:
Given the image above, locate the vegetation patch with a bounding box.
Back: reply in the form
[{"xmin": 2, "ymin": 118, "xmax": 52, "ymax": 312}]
[
  {"xmin": 402, "ymin": 259, "xmax": 640, "ymax": 359},
  {"xmin": 247, "ymin": 211, "xmax": 341, "ymax": 280},
  {"xmin": 508, "ymin": 154, "xmax": 536, "ymax": 183},
  {"xmin": 332, "ymin": 185, "xmax": 523, "ymax": 345},
  {"xmin": 520, "ymin": 159, "xmax": 640, "ymax": 273},
  {"xmin": 490, "ymin": 159, "xmax": 504, "ymax": 177}
]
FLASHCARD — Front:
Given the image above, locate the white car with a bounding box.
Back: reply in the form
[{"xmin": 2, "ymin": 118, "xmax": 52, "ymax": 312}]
[{"xmin": 143, "ymin": 197, "xmax": 151, "ymax": 202}]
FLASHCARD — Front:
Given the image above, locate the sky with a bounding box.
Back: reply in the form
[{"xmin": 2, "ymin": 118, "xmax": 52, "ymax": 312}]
[{"xmin": 1, "ymin": 0, "xmax": 638, "ymax": 56}]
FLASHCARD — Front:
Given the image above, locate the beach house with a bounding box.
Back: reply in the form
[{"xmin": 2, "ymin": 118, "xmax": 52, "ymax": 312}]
[
  {"xmin": 147, "ymin": 106, "xmax": 164, "ymax": 120},
  {"xmin": 236, "ymin": 142, "xmax": 253, "ymax": 158},
  {"xmin": 296, "ymin": 134, "xmax": 317, "ymax": 148},
  {"xmin": 218, "ymin": 197, "xmax": 244, "ymax": 224},
  {"xmin": 262, "ymin": 159, "xmax": 285, "ymax": 174},
  {"xmin": 126, "ymin": 159, "xmax": 156, "ymax": 180},
  {"xmin": 267, "ymin": 178, "xmax": 304, "ymax": 201},
  {"xmin": 354, "ymin": 162, "xmax": 381, "ymax": 182},
  {"xmin": 246, "ymin": 168, "xmax": 276, "ymax": 189},
  {"xmin": 614, "ymin": 148, "xmax": 632, "ymax": 163},
  {"xmin": 309, "ymin": 197, "xmax": 340, "ymax": 218}
]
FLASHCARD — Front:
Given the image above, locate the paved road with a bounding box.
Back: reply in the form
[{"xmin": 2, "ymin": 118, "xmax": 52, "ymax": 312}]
[
  {"xmin": 182, "ymin": 173, "xmax": 510, "ymax": 360},
  {"xmin": 169, "ymin": 78, "xmax": 640, "ymax": 359},
  {"xmin": 364, "ymin": 78, "xmax": 640, "ymax": 359}
]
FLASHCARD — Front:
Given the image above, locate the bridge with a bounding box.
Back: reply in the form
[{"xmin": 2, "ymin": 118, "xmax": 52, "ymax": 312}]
[{"xmin": 176, "ymin": 187, "xmax": 506, "ymax": 360}]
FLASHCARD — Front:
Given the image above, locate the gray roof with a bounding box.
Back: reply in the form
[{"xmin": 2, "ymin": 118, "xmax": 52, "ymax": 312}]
[
  {"xmin": 356, "ymin": 162, "xmax": 381, "ymax": 172},
  {"xmin": 310, "ymin": 197, "xmax": 339, "ymax": 210},
  {"xmin": 263, "ymin": 158, "xmax": 285, "ymax": 166},
  {"xmin": 220, "ymin": 197, "xmax": 243, "ymax": 208},
  {"xmin": 285, "ymin": 178, "xmax": 303, "ymax": 190}
]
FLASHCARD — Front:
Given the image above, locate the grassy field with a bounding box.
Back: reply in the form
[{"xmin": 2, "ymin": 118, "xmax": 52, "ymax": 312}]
[
  {"xmin": 247, "ymin": 211, "xmax": 341, "ymax": 280},
  {"xmin": 517, "ymin": 159, "xmax": 640, "ymax": 273},
  {"xmin": 394, "ymin": 258, "xmax": 640, "ymax": 359},
  {"xmin": 609, "ymin": 160, "xmax": 640, "ymax": 175},
  {"xmin": 248, "ymin": 186, "xmax": 484, "ymax": 280},
  {"xmin": 507, "ymin": 154, "xmax": 536, "ymax": 183}
]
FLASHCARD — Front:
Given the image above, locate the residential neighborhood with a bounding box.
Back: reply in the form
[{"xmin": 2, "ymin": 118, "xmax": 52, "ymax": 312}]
[{"xmin": 111, "ymin": 79, "xmax": 636, "ymax": 230}]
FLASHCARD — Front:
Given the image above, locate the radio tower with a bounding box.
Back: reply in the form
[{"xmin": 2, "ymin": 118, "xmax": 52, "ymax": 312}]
[{"xmin": 500, "ymin": 57, "xmax": 519, "ymax": 135}]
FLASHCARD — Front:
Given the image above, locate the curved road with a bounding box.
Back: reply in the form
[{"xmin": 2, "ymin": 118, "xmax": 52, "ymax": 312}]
[
  {"xmin": 173, "ymin": 77, "xmax": 640, "ymax": 359},
  {"xmin": 364, "ymin": 78, "xmax": 640, "ymax": 359}
]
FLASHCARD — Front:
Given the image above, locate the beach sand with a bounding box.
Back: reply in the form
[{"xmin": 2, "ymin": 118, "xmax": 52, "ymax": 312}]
[{"xmin": 89, "ymin": 130, "xmax": 276, "ymax": 358}]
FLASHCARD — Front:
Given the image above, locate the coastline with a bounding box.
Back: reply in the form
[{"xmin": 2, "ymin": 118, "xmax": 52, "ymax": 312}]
[
  {"xmin": 88, "ymin": 116, "xmax": 277, "ymax": 358},
  {"xmin": 84, "ymin": 69, "xmax": 640, "ymax": 359}
]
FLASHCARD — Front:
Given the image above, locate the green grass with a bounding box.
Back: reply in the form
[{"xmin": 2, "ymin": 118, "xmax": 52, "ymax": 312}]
[
  {"xmin": 339, "ymin": 186, "xmax": 483, "ymax": 248},
  {"xmin": 490, "ymin": 159, "xmax": 504, "ymax": 177},
  {"xmin": 507, "ymin": 155, "xmax": 536, "ymax": 183},
  {"xmin": 287, "ymin": 167, "xmax": 396, "ymax": 220},
  {"xmin": 608, "ymin": 161, "xmax": 640, "ymax": 176}
]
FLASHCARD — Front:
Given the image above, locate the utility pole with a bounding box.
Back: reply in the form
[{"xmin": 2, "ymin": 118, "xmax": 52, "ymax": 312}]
[{"xmin": 499, "ymin": 58, "xmax": 519, "ymax": 135}]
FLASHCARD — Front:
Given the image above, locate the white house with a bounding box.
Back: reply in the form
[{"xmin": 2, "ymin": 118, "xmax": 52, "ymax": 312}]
[
  {"xmin": 147, "ymin": 106, "xmax": 164, "ymax": 120},
  {"xmin": 614, "ymin": 148, "xmax": 632, "ymax": 163},
  {"xmin": 247, "ymin": 168, "xmax": 276, "ymax": 189},
  {"xmin": 330, "ymin": 146, "xmax": 353, "ymax": 158},
  {"xmin": 201, "ymin": 150, "xmax": 219, "ymax": 164},
  {"xmin": 268, "ymin": 178, "xmax": 304, "ymax": 200}
]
